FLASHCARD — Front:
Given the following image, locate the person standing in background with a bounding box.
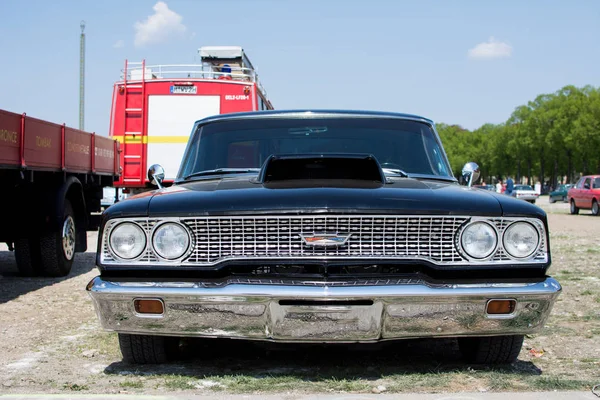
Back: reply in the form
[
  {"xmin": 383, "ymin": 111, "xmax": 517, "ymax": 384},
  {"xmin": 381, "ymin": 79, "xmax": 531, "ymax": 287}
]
[
  {"xmin": 496, "ymin": 179, "xmax": 503, "ymax": 193},
  {"xmin": 505, "ymin": 176, "xmax": 514, "ymax": 196}
]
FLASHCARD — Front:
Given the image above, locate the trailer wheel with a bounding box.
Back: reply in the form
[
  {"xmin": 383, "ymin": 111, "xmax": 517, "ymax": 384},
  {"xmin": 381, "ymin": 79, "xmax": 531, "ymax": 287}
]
[
  {"xmin": 14, "ymin": 238, "xmax": 42, "ymax": 276},
  {"xmin": 39, "ymin": 199, "xmax": 76, "ymax": 277}
]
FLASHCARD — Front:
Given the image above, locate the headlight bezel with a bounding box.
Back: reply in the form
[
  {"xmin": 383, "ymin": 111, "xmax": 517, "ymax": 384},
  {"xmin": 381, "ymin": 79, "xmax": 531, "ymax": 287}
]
[
  {"xmin": 107, "ymin": 221, "xmax": 148, "ymax": 261},
  {"xmin": 150, "ymin": 221, "xmax": 193, "ymax": 261},
  {"xmin": 502, "ymin": 221, "xmax": 542, "ymax": 259},
  {"xmin": 458, "ymin": 220, "xmax": 499, "ymax": 261}
]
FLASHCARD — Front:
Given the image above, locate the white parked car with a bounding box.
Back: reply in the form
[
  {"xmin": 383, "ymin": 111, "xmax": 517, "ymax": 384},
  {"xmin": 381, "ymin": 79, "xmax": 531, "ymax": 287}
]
[
  {"xmin": 101, "ymin": 187, "xmax": 126, "ymax": 209},
  {"xmin": 512, "ymin": 185, "xmax": 539, "ymax": 204}
]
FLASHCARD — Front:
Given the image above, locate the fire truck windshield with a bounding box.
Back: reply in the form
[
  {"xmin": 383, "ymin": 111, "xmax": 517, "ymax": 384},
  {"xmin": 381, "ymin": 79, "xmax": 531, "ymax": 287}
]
[{"xmin": 177, "ymin": 117, "xmax": 453, "ymax": 181}]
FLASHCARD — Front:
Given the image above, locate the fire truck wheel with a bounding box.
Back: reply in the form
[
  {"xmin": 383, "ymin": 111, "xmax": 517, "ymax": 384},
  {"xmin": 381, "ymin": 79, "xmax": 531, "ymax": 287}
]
[
  {"xmin": 39, "ymin": 199, "xmax": 75, "ymax": 277},
  {"xmin": 14, "ymin": 237, "xmax": 42, "ymax": 276}
]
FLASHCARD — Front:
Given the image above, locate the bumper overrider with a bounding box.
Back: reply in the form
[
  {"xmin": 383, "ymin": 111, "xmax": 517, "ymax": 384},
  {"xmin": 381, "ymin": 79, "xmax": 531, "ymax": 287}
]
[{"xmin": 86, "ymin": 276, "xmax": 561, "ymax": 342}]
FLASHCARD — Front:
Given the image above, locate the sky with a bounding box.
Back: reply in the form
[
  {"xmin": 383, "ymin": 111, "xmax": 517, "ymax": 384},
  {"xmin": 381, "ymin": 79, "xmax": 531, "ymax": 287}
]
[{"xmin": 1, "ymin": 0, "xmax": 599, "ymax": 136}]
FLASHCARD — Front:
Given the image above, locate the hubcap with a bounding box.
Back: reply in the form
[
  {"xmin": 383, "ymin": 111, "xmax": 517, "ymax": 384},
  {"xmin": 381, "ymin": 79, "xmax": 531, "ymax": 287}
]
[{"xmin": 62, "ymin": 215, "xmax": 76, "ymax": 261}]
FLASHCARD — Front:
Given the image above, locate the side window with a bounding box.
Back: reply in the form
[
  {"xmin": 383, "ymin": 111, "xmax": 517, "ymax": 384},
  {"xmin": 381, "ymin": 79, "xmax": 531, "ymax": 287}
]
[
  {"xmin": 594, "ymin": 178, "xmax": 600, "ymax": 189},
  {"xmin": 576, "ymin": 178, "xmax": 585, "ymax": 189},
  {"xmin": 584, "ymin": 178, "xmax": 592, "ymax": 189}
]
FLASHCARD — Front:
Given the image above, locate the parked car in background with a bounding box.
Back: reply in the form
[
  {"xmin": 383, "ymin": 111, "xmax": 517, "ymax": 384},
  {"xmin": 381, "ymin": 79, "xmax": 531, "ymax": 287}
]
[
  {"xmin": 568, "ymin": 175, "xmax": 600, "ymax": 215},
  {"xmin": 473, "ymin": 184, "xmax": 496, "ymax": 192},
  {"xmin": 549, "ymin": 184, "xmax": 574, "ymax": 203},
  {"xmin": 511, "ymin": 185, "xmax": 539, "ymax": 204}
]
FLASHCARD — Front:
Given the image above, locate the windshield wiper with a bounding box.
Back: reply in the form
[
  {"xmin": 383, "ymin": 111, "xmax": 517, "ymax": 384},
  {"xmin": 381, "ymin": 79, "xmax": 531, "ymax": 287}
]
[
  {"xmin": 183, "ymin": 168, "xmax": 260, "ymax": 180},
  {"xmin": 381, "ymin": 168, "xmax": 409, "ymax": 178}
]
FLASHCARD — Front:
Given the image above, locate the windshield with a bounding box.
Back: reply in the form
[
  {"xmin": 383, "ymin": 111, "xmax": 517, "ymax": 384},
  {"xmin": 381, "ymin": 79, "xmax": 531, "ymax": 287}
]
[{"xmin": 177, "ymin": 117, "xmax": 452, "ymax": 180}]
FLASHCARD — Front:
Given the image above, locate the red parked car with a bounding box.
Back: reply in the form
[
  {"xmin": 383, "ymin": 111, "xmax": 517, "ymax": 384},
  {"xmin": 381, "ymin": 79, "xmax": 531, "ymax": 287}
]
[{"xmin": 568, "ymin": 175, "xmax": 600, "ymax": 215}]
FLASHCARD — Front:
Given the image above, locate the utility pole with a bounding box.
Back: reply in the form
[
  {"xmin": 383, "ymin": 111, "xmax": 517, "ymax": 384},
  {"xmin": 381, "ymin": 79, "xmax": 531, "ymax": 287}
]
[{"xmin": 79, "ymin": 21, "xmax": 85, "ymax": 131}]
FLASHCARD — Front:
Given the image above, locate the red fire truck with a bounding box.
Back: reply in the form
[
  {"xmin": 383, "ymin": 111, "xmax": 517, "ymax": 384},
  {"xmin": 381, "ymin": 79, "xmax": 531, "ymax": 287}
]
[
  {"xmin": 0, "ymin": 109, "xmax": 120, "ymax": 277},
  {"xmin": 109, "ymin": 46, "xmax": 274, "ymax": 195}
]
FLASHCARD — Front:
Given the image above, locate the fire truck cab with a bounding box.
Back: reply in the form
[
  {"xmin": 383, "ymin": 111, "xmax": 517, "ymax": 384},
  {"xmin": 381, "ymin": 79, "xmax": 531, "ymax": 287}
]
[{"xmin": 109, "ymin": 46, "xmax": 273, "ymax": 195}]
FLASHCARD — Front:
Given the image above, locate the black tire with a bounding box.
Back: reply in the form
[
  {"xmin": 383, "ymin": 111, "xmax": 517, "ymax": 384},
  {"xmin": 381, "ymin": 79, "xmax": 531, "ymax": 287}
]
[
  {"xmin": 592, "ymin": 200, "xmax": 600, "ymax": 216},
  {"xmin": 39, "ymin": 199, "xmax": 75, "ymax": 277},
  {"xmin": 549, "ymin": 196, "xmax": 555, "ymax": 204},
  {"xmin": 570, "ymin": 199, "xmax": 579, "ymax": 215},
  {"xmin": 118, "ymin": 333, "xmax": 180, "ymax": 364},
  {"xmin": 14, "ymin": 237, "xmax": 42, "ymax": 276},
  {"xmin": 459, "ymin": 335, "xmax": 524, "ymax": 364}
]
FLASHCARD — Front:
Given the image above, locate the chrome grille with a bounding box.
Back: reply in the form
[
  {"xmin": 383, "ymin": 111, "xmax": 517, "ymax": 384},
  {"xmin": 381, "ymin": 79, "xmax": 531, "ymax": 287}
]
[
  {"xmin": 181, "ymin": 215, "xmax": 468, "ymax": 265},
  {"xmin": 100, "ymin": 215, "xmax": 549, "ymax": 266}
]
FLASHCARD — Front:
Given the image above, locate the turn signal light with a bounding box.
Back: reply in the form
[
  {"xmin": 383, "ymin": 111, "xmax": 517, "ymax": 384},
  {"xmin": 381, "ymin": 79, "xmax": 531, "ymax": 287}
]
[
  {"xmin": 486, "ymin": 299, "xmax": 516, "ymax": 315},
  {"xmin": 134, "ymin": 299, "xmax": 164, "ymax": 315}
]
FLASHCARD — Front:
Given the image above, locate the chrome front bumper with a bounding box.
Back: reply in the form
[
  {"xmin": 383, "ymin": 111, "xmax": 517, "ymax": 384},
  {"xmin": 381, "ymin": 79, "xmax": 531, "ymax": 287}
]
[{"xmin": 87, "ymin": 276, "xmax": 561, "ymax": 342}]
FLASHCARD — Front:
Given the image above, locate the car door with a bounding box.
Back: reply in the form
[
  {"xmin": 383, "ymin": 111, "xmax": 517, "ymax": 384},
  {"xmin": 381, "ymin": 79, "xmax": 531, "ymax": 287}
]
[
  {"xmin": 571, "ymin": 178, "xmax": 584, "ymax": 206},
  {"xmin": 592, "ymin": 177, "xmax": 600, "ymax": 205},
  {"xmin": 582, "ymin": 177, "xmax": 593, "ymax": 208}
]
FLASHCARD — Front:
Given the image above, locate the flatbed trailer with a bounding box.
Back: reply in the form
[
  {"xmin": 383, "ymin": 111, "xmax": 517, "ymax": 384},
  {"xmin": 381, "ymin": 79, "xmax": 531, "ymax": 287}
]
[{"xmin": 0, "ymin": 109, "xmax": 120, "ymax": 276}]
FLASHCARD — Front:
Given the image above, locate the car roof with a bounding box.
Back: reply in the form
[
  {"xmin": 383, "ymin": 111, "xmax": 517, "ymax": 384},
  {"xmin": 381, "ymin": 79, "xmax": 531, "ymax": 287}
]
[{"xmin": 193, "ymin": 109, "xmax": 434, "ymax": 126}]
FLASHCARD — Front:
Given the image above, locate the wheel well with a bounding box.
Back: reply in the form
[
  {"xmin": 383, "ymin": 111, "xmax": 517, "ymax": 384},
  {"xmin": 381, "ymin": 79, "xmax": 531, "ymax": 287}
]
[{"xmin": 64, "ymin": 182, "xmax": 88, "ymax": 252}]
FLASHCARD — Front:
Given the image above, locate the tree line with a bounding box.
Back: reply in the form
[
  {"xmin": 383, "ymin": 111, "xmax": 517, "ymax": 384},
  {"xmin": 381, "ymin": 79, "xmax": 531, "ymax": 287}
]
[{"xmin": 436, "ymin": 85, "xmax": 600, "ymax": 189}]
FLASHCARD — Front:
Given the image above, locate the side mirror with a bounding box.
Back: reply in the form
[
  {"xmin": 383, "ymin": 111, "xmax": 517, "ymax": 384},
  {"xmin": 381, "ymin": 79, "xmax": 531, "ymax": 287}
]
[
  {"xmin": 148, "ymin": 164, "xmax": 165, "ymax": 188},
  {"xmin": 461, "ymin": 162, "xmax": 480, "ymax": 188}
]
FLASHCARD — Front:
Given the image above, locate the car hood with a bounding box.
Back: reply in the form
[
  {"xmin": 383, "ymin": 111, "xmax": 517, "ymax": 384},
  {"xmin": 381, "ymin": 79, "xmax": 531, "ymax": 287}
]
[{"xmin": 104, "ymin": 176, "xmax": 545, "ymax": 219}]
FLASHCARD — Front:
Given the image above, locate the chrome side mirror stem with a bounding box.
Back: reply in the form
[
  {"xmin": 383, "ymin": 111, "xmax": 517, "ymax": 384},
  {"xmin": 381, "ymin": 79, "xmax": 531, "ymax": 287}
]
[
  {"xmin": 148, "ymin": 164, "xmax": 165, "ymax": 188},
  {"xmin": 461, "ymin": 162, "xmax": 480, "ymax": 188}
]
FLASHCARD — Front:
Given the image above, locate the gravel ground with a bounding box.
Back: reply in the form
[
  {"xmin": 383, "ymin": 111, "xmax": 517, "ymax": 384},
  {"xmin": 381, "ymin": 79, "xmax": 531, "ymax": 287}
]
[{"xmin": 0, "ymin": 198, "xmax": 599, "ymax": 395}]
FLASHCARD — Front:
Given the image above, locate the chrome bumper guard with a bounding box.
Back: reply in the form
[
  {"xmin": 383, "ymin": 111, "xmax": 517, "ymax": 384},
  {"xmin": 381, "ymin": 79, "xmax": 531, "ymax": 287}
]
[{"xmin": 86, "ymin": 276, "xmax": 561, "ymax": 342}]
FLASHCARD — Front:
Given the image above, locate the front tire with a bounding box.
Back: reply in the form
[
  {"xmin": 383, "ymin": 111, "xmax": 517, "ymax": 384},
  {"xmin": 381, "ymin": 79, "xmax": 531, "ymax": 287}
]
[
  {"xmin": 39, "ymin": 199, "xmax": 76, "ymax": 277},
  {"xmin": 459, "ymin": 335, "xmax": 524, "ymax": 364},
  {"xmin": 592, "ymin": 200, "xmax": 599, "ymax": 216},
  {"xmin": 118, "ymin": 334, "xmax": 180, "ymax": 364},
  {"xmin": 570, "ymin": 199, "xmax": 579, "ymax": 215}
]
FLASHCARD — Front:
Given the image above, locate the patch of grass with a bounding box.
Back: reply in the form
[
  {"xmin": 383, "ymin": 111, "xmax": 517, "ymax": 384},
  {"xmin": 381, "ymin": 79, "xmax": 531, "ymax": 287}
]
[
  {"xmin": 580, "ymin": 289, "xmax": 593, "ymax": 296},
  {"xmin": 63, "ymin": 383, "xmax": 89, "ymax": 391},
  {"xmin": 594, "ymin": 296, "xmax": 600, "ymax": 303},
  {"xmin": 585, "ymin": 248, "xmax": 600, "ymax": 254},
  {"xmin": 560, "ymin": 270, "xmax": 572, "ymax": 275},
  {"xmin": 120, "ymin": 380, "xmax": 143, "ymax": 389},
  {"xmin": 530, "ymin": 376, "xmax": 591, "ymax": 390},
  {"xmin": 163, "ymin": 375, "xmax": 197, "ymax": 390},
  {"xmin": 77, "ymin": 332, "xmax": 119, "ymax": 358}
]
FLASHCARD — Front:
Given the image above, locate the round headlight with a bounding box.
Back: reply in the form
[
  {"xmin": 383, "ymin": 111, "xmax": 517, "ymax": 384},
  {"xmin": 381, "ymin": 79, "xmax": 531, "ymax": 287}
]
[
  {"xmin": 503, "ymin": 222, "xmax": 539, "ymax": 258},
  {"xmin": 152, "ymin": 222, "xmax": 190, "ymax": 260},
  {"xmin": 109, "ymin": 222, "xmax": 146, "ymax": 259},
  {"xmin": 460, "ymin": 221, "xmax": 497, "ymax": 259}
]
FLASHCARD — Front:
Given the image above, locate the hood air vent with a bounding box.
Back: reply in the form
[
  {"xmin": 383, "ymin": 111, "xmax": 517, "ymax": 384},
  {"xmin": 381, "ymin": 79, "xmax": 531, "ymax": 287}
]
[{"xmin": 256, "ymin": 154, "xmax": 386, "ymax": 187}]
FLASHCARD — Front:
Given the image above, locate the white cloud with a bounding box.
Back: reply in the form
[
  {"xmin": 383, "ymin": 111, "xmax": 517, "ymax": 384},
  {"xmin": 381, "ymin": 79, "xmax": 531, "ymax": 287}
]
[
  {"xmin": 113, "ymin": 40, "xmax": 125, "ymax": 48},
  {"xmin": 134, "ymin": 1, "xmax": 186, "ymax": 47},
  {"xmin": 468, "ymin": 37, "xmax": 512, "ymax": 60}
]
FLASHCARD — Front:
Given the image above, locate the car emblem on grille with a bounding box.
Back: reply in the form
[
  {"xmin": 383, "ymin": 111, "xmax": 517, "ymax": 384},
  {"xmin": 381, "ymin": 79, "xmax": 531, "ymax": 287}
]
[{"xmin": 300, "ymin": 234, "xmax": 351, "ymax": 247}]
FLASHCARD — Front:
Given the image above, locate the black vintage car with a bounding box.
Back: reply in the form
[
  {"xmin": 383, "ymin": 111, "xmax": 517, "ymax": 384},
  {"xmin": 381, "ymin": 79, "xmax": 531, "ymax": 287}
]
[{"xmin": 87, "ymin": 110, "xmax": 561, "ymax": 365}]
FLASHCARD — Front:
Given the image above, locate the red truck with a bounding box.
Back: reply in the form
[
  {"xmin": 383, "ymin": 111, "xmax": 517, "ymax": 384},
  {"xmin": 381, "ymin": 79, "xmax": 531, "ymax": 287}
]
[{"xmin": 0, "ymin": 109, "xmax": 120, "ymax": 277}]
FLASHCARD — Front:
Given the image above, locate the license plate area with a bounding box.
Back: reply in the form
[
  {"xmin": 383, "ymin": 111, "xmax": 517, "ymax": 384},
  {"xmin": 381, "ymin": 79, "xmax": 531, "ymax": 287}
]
[{"xmin": 269, "ymin": 300, "xmax": 382, "ymax": 341}]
